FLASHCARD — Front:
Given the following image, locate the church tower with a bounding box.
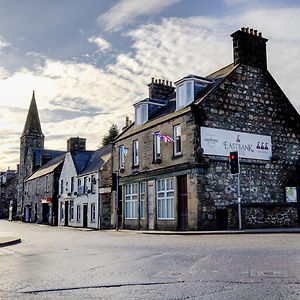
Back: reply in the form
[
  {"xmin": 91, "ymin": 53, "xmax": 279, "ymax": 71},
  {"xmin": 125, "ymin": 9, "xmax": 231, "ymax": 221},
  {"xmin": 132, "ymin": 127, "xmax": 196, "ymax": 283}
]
[{"xmin": 17, "ymin": 91, "xmax": 44, "ymax": 214}]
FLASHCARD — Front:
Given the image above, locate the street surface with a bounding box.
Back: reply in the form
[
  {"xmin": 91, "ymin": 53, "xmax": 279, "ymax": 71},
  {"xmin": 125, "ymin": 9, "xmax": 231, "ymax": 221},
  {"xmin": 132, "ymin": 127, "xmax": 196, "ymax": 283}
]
[{"xmin": 0, "ymin": 220, "xmax": 299, "ymax": 299}]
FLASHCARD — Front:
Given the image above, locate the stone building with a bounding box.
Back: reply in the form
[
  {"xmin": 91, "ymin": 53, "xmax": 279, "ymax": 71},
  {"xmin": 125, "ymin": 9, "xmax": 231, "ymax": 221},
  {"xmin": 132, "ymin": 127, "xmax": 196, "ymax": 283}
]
[
  {"xmin": 0, "ymin": 169, "xmax": 17, "ymax": 218},
  {"xmin": 58, "ymin": 141, "xmax": 112, "ymax": 229},
  {"xmin": 112, "ymin": 27, "xmax": 300, "ymax": 231},
  {"xmin": 17, "ymin": 91, "xmax": 65, "ymax": 218},
  {"xmin": 23, "ymin": 154, "xmax": 65, "ymax": 224}
]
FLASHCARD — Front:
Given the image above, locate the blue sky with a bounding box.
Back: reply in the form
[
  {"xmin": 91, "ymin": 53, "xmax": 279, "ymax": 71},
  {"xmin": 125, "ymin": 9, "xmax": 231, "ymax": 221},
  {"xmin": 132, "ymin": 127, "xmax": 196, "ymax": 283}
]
[{"xmin": 0, "ymin": 0, "xmax": 300, "ymax": 170}]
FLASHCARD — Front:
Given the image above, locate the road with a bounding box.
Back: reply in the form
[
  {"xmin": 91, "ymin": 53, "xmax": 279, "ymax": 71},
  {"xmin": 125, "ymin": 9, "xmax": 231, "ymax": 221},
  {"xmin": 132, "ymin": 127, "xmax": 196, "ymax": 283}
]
[{"xmin": 0, "ymin": 220, "xmax": 299, "ymax": 299}]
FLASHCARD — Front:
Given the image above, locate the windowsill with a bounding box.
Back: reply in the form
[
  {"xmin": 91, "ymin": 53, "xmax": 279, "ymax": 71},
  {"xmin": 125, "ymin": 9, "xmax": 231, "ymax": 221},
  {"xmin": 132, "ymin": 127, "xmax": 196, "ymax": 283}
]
[
  {"xmin": 132, "ymin": 164, "xmax": 139, "ymax": 169},
  {"xmin": 91, "ymin": 220, "xmax": 95, "ymax": 223},
  {"xmin": 157, "ymin": 218, "xmax": 175, "ymax": 220},
  {"xmin": 125, "ymin": 218, "xmax": 138, "ymax": 220},
  {"xmin": 172, "ymin": 153, "xmax": 182, "ymax": 159}
]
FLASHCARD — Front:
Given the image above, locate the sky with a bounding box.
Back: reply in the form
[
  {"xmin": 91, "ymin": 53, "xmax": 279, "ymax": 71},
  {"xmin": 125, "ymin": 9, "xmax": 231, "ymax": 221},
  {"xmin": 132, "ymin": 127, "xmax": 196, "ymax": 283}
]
[{"xmin": 0, "ymin": 0, "xmax": 300, "ymax": 171}]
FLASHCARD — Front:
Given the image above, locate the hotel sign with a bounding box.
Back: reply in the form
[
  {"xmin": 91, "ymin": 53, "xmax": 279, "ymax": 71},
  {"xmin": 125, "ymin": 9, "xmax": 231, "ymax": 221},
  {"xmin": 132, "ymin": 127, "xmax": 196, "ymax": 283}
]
[{"xmin": 201, "ymin": 127, "xmax": 272, "ymax": 160}]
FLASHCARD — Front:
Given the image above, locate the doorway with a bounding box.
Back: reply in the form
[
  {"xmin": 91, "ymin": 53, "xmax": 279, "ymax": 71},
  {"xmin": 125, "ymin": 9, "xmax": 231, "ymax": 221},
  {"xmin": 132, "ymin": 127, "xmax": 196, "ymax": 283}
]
[
  {"xmin": 42, "ymin": 204, "xmax": 49, "ymax": 223},
  {"xmin": 24, "ymin": 206, "xmax": 31, "ymax": 222},
  {"xmin": 83, "ymin": 204, "xmax": 88, "ymax": 228},
  {"xmin": 64, "ymin": 201, "xmax": 69, "ymax": 226},
  {"xmin": 177, "ymin": 175, "xmax": 188, "ymax": 231},
  {"xmin": 216, "ymin": 209, "xmax": 228, "ymax": 230}
]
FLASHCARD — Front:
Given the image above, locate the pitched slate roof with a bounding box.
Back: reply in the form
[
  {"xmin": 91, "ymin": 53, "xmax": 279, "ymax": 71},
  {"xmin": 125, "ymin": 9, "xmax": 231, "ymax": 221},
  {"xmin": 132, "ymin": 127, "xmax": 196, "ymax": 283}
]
[
  {"xmin": 25, "ymin": 153, "xmax": 66, "ymax": 181},
  {"xmin": 71, "ymin": 150, "xmax": 94, "ymax": 174},
  {"xmin": 80, "ymin": 144, "xmax": 112, "ymax": 175},
  {"xmin": 31, "ymin": 148, "xmax": 66, "ymax": 166}
]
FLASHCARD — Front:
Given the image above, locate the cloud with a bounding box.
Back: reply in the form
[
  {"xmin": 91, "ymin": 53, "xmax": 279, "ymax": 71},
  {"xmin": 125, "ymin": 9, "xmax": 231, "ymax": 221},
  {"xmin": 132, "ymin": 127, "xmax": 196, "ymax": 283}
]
[
  {"xmin": 97, "ymin": 0, "xmax": 183, "ymax": 32},
  {"xmin": 0, "ymin": 7, "xmax": 300, "ymax": 170},
  {"xmin": 224, "ymin": 0, "xmax": 248, "ymax": 5},
  {"xmin": 88, "ymin": 36, "xmax": 111, "ymax": 52},
  {"xmin": 0, "ymin": 36, "xmax": 9, "ymax": 49}
]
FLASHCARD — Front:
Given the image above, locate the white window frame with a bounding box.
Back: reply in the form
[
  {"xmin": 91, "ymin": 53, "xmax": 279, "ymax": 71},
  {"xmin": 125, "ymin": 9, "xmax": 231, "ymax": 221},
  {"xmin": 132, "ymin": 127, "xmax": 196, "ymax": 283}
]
[
  {"xmin": 60, "ymin": 179, "xmax": 64, "ymax": 195},
  {"xmin": 91, "ymin": 175, "xmax": 96, "ymax": 193},
  {"xmin": 157, "ymin": 178, "xmax": 175, "ymax": 220},
  {"xmin": 71, "ymin": 177, "xmax": 74, "ymax": 193},
  {"xmin": 76, "ymin": 205, "xmax": 81, "ymax": 222},
  {"xmin": 78, "ymin": 178, "xmax": 83, "ymax": 195},
  {"xmin": 173, "ymin": 124, "xmax": 182, "ymax": 156},
  {"xmin": 153, "ymin": 132, "xmax": 161, "ymax": 161},
  {"xmin": 176, "ymin": 80, "xmax": 194, "ymax": 110},
  {"xmin": 125, "ymin": 183, "xmax": 138, "ymax": 219},
  {"xmin": 133, "ymin": 140, "xmax": 139, "ymax": 166},
  {"xmin": 140, "ymin": 182, "xmax": 146, "ymax": 219},
  {"xmin": 91, "ymin": 203, "xmax": 96, "ymax": 222},
  {"xmin": 135, "ymin": 103, "xmax": 148, "ymax": 126}
]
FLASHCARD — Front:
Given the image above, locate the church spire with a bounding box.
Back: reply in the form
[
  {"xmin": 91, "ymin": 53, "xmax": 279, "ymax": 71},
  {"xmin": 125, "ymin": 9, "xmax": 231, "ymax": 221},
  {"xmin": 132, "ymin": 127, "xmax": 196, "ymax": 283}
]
[{"xmin": 22, "ymin": 90, "xmax": 44, "ymax": 137}]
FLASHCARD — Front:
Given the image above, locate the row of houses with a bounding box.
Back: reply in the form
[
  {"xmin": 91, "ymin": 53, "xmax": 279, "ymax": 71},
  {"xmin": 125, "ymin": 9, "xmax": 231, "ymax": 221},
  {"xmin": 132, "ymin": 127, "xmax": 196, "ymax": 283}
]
[{"xmin": 15, "ymin": 27, "xmax": 300, "ymax": 231}]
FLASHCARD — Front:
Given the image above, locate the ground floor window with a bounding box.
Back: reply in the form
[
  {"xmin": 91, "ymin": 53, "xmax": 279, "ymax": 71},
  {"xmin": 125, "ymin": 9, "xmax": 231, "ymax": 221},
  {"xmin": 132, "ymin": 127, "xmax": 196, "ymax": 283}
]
[
  {"xmin": 157, "ymin": 178, "xmax": 174, "ymax": 219},
  {"xmin": 70, "ymin": 200, "xmax": 74, "ymax": 220},
  {"xmin": 140, "ymin": 182, "xmax": 146, "ymax": 219},
  {"xmin": 60, "ymin": 202, "xmax": 64, "ymax": 220},
  {"xmin": 76, "ymin": 205, "xmax": 81, "ymax": 222},
  {"xmin": 91, "ymin": 203, "xmax": 96, "ymax": 222},
  {"xmin": 125, "ymin": 183, "xmax": 138, "ymax": 219}
]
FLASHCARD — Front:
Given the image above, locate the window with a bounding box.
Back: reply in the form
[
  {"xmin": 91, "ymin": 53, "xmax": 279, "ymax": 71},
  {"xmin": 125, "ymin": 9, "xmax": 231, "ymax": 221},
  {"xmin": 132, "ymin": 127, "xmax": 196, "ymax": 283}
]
[
  {"xmin": 91, "ymin": 175, "xmax": 96, "ymax": 193},
  {"xmin": 140, "ymin": 182, "xmax": 146, "ymax": 219},
  {"xmin": 173, "ymin": 125, "xmax": 182, "ymax": 155},
  {"xmin": 135, "ymin": 103, "xmax": 148, "ymax": 126},
  {"xmin": 35, "ymin": 180, "xmax": 39, "ymax": 195},
  {"xmin": 66, "ymin": 181, "xmax": 68, "ymax": 192},
  {"xmin": 133, "ymin": 140, "xmax": 139, "ymax": 166},
  {"xmin": 153, "ymin": 132, "xmax": 161, "ymax": 161},
  {"xmin": 125, "ymin": 183, "xmax": 138, "ymax": 219},
  {"xmin": 78, "ymin": 178, "xmax": 83, "ymax": 194},
  {"xmin": 60, "ymin": 202, "xmax": 64, "ymax": 220},
  {"xmin": 157, "ymin": 178, "xmax": 174, "ymax": 219},
  {"xmin": 91, "ymin": 203, "xmax": 96, "ymax": 222},
  {"xmin": 176, "ymin": 80, "xmax": 194, "ymax": 110},
  {"xmin": 60, "ymin": 179, "xmax": 64, "ymax": 195},
  {"xmin": 71, "ymin": 177, "xmax": 74, "ymax": 193},
  {"xmin": 83, "ymin": 177, "xmax": 87, "ymax": 193},
  {"xmin": 45, "ymin": 176, "xmax": 49, "ymax": 192},
  {"xmin": 119, "ymin": 145, "xmax": 126, "ymax": 169},
  {"xmin": 70, "ymin": 200, "xmax": 74, "ymax": 220},
  {"xmin": 76, "ymin": 205, "xmax": 81, "ymax": 221}
]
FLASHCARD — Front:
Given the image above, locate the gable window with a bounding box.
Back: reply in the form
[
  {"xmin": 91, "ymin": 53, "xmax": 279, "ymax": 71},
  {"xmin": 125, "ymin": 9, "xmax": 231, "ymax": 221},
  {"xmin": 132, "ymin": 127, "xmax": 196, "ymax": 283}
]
[
  {"xmin": 173, "ymin": 125, "xmax": 182, "ymax": 156},
  {"xmin": 153, "ymin": 132, "xmax": 161, "ymax": 161},
  {"xmin": 71, "ymin": 177, "xmax": 74, "ymax": 193},
  {"xmin": 157, "ymin": 178, "xmax": 174, "ymax": 220},
  {"xmin": 133, "ymin": 140, "xmax": 139, "ymax": 167},
  {"xmin": 135, "ymin": 103, "xmax": 148, "ymax": 126},
  {"xmin": 176, "ymin": 81, "xmax": 194, "ymax": 110},
  {"xmin": 125, "ymin": 183, "xmax": 138, "ymax": 219},
  {"xmin": 91, "ymin": 203, "xmax": 96, "ymax": 222},
  {"xmin": 140, "ymin": 182, "xmax": 146, "ymax": 219}
]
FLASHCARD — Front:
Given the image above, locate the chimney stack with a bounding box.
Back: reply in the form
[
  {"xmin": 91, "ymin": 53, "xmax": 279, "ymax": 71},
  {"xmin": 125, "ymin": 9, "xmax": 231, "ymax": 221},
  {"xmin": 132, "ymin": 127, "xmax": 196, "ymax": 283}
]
[
  {"xmin": 67, "ymin": 137, "xmax": 86, "ymax": 152},
  {"xmin": 148, "ymin": 77, "xmax": 175, "ymax": 100},
  {"xmin": 231, "ymin": 27, "xmax": 268, "ymax": 70}
]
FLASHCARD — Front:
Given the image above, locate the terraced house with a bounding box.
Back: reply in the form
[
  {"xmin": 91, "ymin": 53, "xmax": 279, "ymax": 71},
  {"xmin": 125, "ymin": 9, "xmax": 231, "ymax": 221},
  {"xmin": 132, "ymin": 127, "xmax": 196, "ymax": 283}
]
[{"xmin": 112, "ymin": 27, "xmax": 300, "ymax": 231}]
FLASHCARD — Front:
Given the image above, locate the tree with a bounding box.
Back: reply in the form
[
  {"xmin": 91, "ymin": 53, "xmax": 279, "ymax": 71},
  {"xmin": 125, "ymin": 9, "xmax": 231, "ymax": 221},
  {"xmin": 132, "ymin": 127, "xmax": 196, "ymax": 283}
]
[{"xmin": 101, "ymin": 124, "xmax": 119, "ymax": 146}]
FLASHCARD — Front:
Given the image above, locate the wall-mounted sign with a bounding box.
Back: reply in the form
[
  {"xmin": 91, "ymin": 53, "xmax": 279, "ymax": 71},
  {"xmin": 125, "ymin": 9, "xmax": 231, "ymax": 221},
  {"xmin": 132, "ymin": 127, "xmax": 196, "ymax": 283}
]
[
  {"xmin": 286, "ymin": 187, "xmax": 297, "ymax": 203},
  {"xmin": 201, "ymin": 127, "xmax": 272, "ymax": 160}
]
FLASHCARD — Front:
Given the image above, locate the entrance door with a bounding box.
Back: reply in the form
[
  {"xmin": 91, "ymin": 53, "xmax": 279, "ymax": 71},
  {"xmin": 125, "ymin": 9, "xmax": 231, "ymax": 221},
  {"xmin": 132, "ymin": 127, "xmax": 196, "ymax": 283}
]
[
  {"xmin": 24, "ymin": 206, "xmax": 31, "ymax": 222},
  {"xmin": 83, "ymin": 204, "xmax": 88, "ymax": 228},
  {"xmin": 216, "ymin": 209, "xmax": 228, "ymax": 230},
  {"xmin": 42, "ymin": 204, "xmax": 49, "ymax": 223},
  {"xmin": 177, "ymin": 175, "xmax": 188, "ymax": 231},
  {"xmin": 64, "ymin": 201, "xmax": 69, "ymax": 226}
]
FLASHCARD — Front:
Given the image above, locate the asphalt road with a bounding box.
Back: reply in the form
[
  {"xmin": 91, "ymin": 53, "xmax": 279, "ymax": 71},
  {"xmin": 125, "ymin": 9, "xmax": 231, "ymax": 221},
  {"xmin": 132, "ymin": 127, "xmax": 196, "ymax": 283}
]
[{"xmin": 0, "ymin": 220, "xmax": 299, "ymax": 299}]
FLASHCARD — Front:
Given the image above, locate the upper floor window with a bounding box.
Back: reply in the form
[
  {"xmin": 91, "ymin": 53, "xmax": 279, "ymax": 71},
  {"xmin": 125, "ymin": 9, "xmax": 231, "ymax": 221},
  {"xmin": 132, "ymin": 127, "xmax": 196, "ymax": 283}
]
[
  {"xmin": 153, "ymin": 132, "xmax": 161, "ymax": 162},
  {"xmin": 91, "ymin": 175, "xmax": 96, "ymax": 193},
  {"xmin": 60, "ymin": 179, "xmax": 64, "ymax": 195},
  {"xmin": 71, "ymin": 177, "xmax": 74, "ymax": 193},
  {"xmin": 119, "ymin": 145, "xmax": 127, "ymax": 169},
  {"xmin": 176, "ymin": 81, "xmax": 193, "ymax": 110},
  {"xmin": 135, "ymin": 103, "xmax": 148, "ymax": 126},
  {"xmin": 173, "ymin": 125, "xmax": 182, "ymax": 156},
  {"xmin": 45, "ymin": 175, "xmax": 49, "ymax": 192},
  {"xmin": 133, "ymin": 140, "xmax": 139, "ymax": 166},
  {"xmin": 83, "ymin": 177, "xmax": 88, "ymax": 193},
  {"xmin": 78, "ymin": 178, "xmax": 83, "ymax": 194}
]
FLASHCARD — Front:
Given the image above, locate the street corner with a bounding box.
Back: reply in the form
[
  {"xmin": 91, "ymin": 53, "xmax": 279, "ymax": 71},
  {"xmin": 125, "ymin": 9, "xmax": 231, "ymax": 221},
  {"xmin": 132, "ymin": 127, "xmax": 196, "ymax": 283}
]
[{"xmin": 0, "ymin": 237, "xmax": 21, "ymax": 247}]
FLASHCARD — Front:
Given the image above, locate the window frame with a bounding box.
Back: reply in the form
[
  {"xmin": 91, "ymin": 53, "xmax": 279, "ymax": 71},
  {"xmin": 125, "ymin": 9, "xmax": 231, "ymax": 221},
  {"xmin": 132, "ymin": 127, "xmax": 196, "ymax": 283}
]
[
  {"xmin": 60, "ymin": 179, "xmax": 64, "ymax": 195},
  {"xmin": 70, "ymin": 200, "xmax": 74, "ymax": 221},
  {"xmin": 76, "ymin": 205, "xmax": 81, "ymax": 222},
  {"xmin": 140, "ymin": 182, "xmax": 146, "ymax": 220},
  {"xmin": 125, "ymin": 183, "xmax": 138, "ymax": 219},
  {"xmin": 173, "ymin": 124, "xmax": 182, "ymax": 156},
  {"xmin": 156, "ymin": 178, "xmax": 175, "ymax": 220},
  {"xmin": 91, "ymin": 203, "xmax": 96, "ymax": 222},
  {"xmin": 119, "ymin": 145, "xmax": 125, "ymax": 169},
  {"xmin": 133, "ymin": 140, "xmax": 139, "ymax": 167},
  {"xmin": 153, "ymin": 132, "xmax": 161, "ymax": 161}
]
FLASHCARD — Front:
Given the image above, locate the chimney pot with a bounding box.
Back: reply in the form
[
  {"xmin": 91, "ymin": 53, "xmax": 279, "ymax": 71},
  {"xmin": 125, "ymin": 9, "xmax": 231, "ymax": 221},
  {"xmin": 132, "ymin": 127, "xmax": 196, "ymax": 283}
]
[
  {"xmin": 162, "ymin": 79, "xmax": 165, "ymax": 85},
  {"xmin": 258, "ymin": 32, "xmax": 262, "ymax": 37},
  {"xmin": 166, "ymin": 80, "xmax": 169, "ymax": 85},
  {"xmin": 254, "ymin": 29, "xmax": 258, "ymax": 36},
  {"xmin": 158, "ymin": 79, "xmax": 161, "ymax": 84},
  {"xmin": 151, "ymin": 77, "xmax": 154, "ymax": 83},
  {"xmin": 246, "ymin": 27, "xmax": 249, "ymax": 33},
  {"xmin": 170, "ymin": 81, "xmax": 172, "ymax": 86},
  {"xmin": 241, "ymin": 27, "xmax": 245, "ymax": 32},
  {"xmin": 250, "ymin": 28, "xmax": 253, "ymax": 35},
  {"xmin": 155, "ymin": 79, "xmax": 158, "ymax": 83}
]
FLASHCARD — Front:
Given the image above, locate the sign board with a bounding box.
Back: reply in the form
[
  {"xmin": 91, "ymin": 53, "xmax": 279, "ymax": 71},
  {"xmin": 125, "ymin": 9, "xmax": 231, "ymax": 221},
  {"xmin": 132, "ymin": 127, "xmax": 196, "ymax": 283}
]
[
  {"xmin": 42, "ymin": 197, "xmax": 52, "ymax": 204},
  {"xmin": 286, "ymin": 187, "xmax": 297, "ymax": 203},
  {"xmin": 201, "ymin": 127, "xmax": 272, "ymax": 160},
  {"xmin": 99, "ymin": 187, "xmax": 111, "ymax": 194}
]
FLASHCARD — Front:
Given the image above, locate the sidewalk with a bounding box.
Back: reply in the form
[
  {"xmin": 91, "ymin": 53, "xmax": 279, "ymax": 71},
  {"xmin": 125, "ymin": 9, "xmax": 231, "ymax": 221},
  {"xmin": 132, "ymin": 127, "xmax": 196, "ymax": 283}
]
[
  {"xmin": 115, "ymin": 227, "xmax": 300, "ymax": 235},
  {"xmin": 0, "ymin": 236, "xmax": 21, "ymax": 247}
]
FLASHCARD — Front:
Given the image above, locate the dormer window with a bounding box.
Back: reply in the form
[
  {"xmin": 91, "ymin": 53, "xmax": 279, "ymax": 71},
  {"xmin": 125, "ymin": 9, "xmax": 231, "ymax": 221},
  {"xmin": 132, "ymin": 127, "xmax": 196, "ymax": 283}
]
[
  {"xmin": 135, "ymin": 103, "xmax": 148, "ymax": 126},
  {"xmin": 175, "ymin": 75, "xmax": 213, "ymax": 110}
]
